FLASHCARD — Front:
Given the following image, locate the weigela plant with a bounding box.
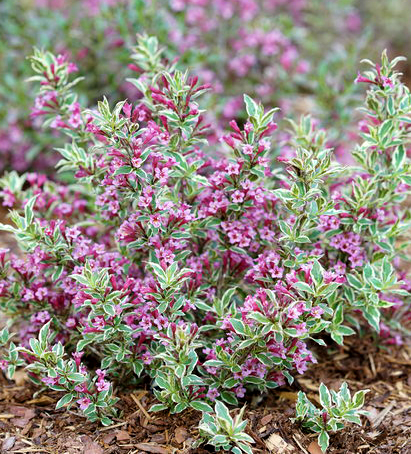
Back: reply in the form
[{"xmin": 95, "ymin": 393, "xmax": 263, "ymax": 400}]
[
  {"xmin": 0, "ymin": 42, "xmax": 410, "ymax": 428},
  {"xmin": 293, "ymin": 382, "xmax": 369, "ymax": 452},
  {"xmin": 197, "ymin": 401, "xmax": 254, "ymax": 454}
]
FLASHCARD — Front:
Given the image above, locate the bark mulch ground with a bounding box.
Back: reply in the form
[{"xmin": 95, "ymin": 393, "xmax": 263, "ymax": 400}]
[{"xmin": 0, "ymin": 336, "xmax": 410, "ymax": 454}]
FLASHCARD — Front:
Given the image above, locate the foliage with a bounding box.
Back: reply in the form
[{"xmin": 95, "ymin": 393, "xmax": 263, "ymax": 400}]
[
  {"xmin": 293, "ymin": 382, "xmax": 369, "ymax": 452},
  {"xmin": 197, "ymin": 401, "xmax": 254, "ymax": 454}
]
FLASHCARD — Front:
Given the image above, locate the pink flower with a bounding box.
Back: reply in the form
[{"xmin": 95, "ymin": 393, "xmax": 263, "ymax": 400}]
[
  {"xmin": 235, "ymin": 386, "xmax": 246, "ymax": 398},
  {"xmin": 96, "ymin": 380, "xmax": 110, "ymax": 392},
  {"xmin": 232, "ymin": 190, "xmax": 244, "ymax": 203},
  {"xmin": 77, "ymin": 397, "xmax": 91, "ymax": 411},
  {"xmin": 293, "ymin": 323, "xmax": 307, "ymax": 336},
  {"xmin": 310, "ymin": 306, "xmax": 324, "ymax": 318},
  {"xmin": 42, "ymin": 376, "xmax": 59, "ymax": 386},
  {"xmin": 226, "ymin": 162, "xmax": 240, "ymax": 175},
  {"xmin": 244, "ymin": 122, "xmax": 254, "ymax": 133},
  {"xmin": 206, "ymin": 387, "xmax": 220, "ymax": 401},
  {"xmin": 242, "ymin": 144, "xmax": 254, "ymax": 155},
  {"xmin": 142, "ymin": 351, "xmax": 153, "ymax": 365},
  {"xmin": 71, "ymin": 351, "xmax": 83, "ymax": 367}
]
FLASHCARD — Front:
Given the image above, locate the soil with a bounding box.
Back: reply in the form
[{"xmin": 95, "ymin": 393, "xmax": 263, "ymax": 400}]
[{"xmin": 0, "ymin": 335, "xmax": 410, "ymax": 454}]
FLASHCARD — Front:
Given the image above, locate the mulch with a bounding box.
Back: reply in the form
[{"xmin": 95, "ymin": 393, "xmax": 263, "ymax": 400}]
[{"xmin": 0, "ymin": 336, "xmax": 410, "ymax": 454}]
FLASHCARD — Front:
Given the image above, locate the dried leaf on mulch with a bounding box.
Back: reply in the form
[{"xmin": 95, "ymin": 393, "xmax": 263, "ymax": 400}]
[{"xmin": 308, "ymin": 441, "xmax": 324, "ymax": 454}]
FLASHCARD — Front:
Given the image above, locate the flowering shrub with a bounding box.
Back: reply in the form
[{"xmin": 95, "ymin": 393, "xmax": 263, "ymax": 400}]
[
  {"xmin": 0, "ymin": 42, "xmax": 410, "ymax": 431},
  {"xmin": 293, "ymin": 382, "xmax": 369, "ymax": 452}
]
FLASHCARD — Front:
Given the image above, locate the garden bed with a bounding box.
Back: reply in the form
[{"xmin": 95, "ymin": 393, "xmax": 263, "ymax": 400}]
[{"xmin": 1, "ymin": 337, "xmax": 410, "ymax": 454}]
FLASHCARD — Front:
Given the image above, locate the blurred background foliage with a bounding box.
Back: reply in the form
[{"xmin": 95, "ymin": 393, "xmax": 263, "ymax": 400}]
[{"xmin": 1, "ymin": 0, "xmax": 411, "ymax": 173}]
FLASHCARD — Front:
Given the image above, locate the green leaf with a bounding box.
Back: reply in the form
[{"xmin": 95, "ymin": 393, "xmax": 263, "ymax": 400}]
[
  {"xmin": 215, "ymin": 400, "xmax": 233, "ymax": 425},
  {"xmin": 24, "ymin": 195, "xmax": 38, "ymax": 226},
  {"xmin": 244, "ymin": 376, "xmax": 264, "ymax": 385},
  {"xmin": 155, "ymin": 375, "xmax": 171, "ymax": 391},
  {"xmin": 273, "ymin": 188, "xmax": 294, "ymax": 201},
  {"xmin": 235, "ymin": 432, "xmax": 254, "ymax": 444},
  {"xmin": 77, "ymin": 338, "xmax": 93, "ymax": 351},
  {"xmin": 203, "ymin": 360, "xmax": 225, "ymax": 368},
  {"xmin": 363, "ymin": 264, "xmax": 374, "ymax": 282},
  {"xmin": 100, "ymin": 416, "xmax": 113, "ymax": 426},
  {"xmin": 293, "ymin": 281, "xmax": 313, "ymax": 294},
  {"xmin": 256, "ymin": 352, "xmax": 273, "ymax": 366},
  {"xmin": 319, "ymin": 383, "xmax": 331, "ymax": 408},
  {"xmin": 381, "ymin": 257, "xmax": 393, "ymax": 283},
  {"xmin": 133, "ymin": 360, "xmax": 144, "ymax": 377},
  {"xmin": 149, "ymin": 403, "xmax": 168, "ymax": 412},
  {"xmin": 295, "ymin": 235, "xmax": 311, "ymax": 244},
  {"xmin": 67, "ymin": 373, "xmax": 86, "ymax": 382},
  {"xmin": 190, "ymin": 401, "xmax": 213, "ymax": 413},
  {"xmin": 378, "ymin": 119, "xmax": 393, "ymax": 139},
  {"xmin": 114, "ymin": 165, "xmax": 133, "ymax": 176},
  {"xmin": 7, "ymin": 364, "xmax": 16, "ymax": 379},
  {"xmin": 243, "ymin": 94, "xmax": 258, "ymax": 117},
  {"xmin": 375, "ymin": 241, "xmax": 393, "ymax": 253},
  {"xmin": 38, "ymin": 321, "xmax": 51, "ymax": 348},
  {"xmin": 230, "ymin": 319, "xmax": 247, "ymax": 336},
  {"xmin": 221, "ymin": 391, "xmax": 238, "ymax": 405},
  {"xmin": 283, "ymin": 371, "xmax": 294, "ymax": 385},
  {"xmin": 237, "ymin": 442, "xmax": 254, "ymax": 454},
  {"xmin": 343, "ymin": 414, "xmax": 361, "ymax": 425},
  {"xmin": 211, "ymin": 434, "xmax": 229, "ymax": 445},
  {"xmin": 401, "ymin": 175, "xmax": 411, "ymax": 186},
  {"xmin": 337, "ymin": 325, "xmax": 355, "ymax": 336},
  {"xmin": 56, "ymin": 393, "xmax": 74, "ymax": 409},
  {"xmin": 278, "ymin": 220, "xmax": 292, "ymax": 236},
  {"xmin": 318, "ymin": 430, "xmax": 330, "ymax": 452},
  {"xmin": 248, "ymin": 312, "xmax": 271, "ymax": 324},
  {"xmin": 333, "ymin": 303, "xmax": 344, "ymax": 325},
  {"xmin": 311, "ymin": 261, "xmax": 323, "ymax": 286},
  {"xmin": 347, "ymin": 274, "xmax": 363, "ymax": 290},
  {"xmin": 221, "ymin": 287, "xmax": 236, "ymax": 307},
  {"xmin": 339, "ymin": 382, "xmax": 350, "ymax": 402},
  {"xmin": 174, "ymin": 402, "xmax": 188, "ymax": 413},
  {"xmin": 393, "ymin": 145, "xmax": 405, "ymax": 170},
  {"xmin": 353, "ymin": 389, "xmax": 368, "ymax": 409},
  {"xmin": 52, "ymin": 265, "xmax": 64, "ymax": 281},
  {"xmin": 362, "ymin": 306, "xmax": 380, "ymax": 332}
]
